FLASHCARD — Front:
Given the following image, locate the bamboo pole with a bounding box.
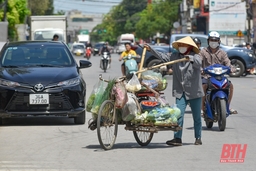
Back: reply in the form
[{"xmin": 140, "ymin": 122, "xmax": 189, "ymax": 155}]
[
  {"xmin": 135, "ymin": 57, "xmax": 189, "ymax": 74},
  {"xmin": 137, "ymin": 47, "xmax": 147, "ymax": 78}
]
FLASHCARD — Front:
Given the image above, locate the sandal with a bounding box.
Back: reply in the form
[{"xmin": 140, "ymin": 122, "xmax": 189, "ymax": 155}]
[{"xmin": 230, "ymin": 108, "xmax": 238, "ymax": 114}]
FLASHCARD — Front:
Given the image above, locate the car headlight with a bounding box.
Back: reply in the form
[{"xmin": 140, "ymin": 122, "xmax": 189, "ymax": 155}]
[
  {"xmin": 57, "ymin": 77, "xmax": 80, "ymax": 86},
  {"xmin": 0, "ymin": 78, "xmax": 20, "ymax": 87}
]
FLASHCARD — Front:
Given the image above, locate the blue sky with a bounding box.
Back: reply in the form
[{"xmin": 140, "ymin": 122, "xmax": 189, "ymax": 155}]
[{"xmin": 54, "ymin": 0, "xmax": 122, "ymax": 14}]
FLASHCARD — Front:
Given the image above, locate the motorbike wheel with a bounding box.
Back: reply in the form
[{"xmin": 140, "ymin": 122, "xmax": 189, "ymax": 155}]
[
  {"xmin": 103, "ymin": 60, "xmax": 107, "ymax": 72},
  {"xmin": 217, "ymin": 98, "xmax": 227, "ymax": 131},
  {"xmin": 205, "ymin": 119, "xmax": 213, "ymax": 128}
]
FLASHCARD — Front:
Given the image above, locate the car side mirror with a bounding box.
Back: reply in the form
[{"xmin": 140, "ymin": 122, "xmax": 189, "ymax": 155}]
[
  {"xmin": 79, "ymin": 60, "xmax": 92, "ymax": 69},
  {"xmin": 231, "ymin": 59, "xmax": 237, "ymax": 65}
]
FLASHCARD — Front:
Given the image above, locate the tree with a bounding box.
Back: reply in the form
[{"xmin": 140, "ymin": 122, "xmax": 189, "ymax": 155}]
[
  {"xmin": 28, "ymin": 0, "xmax": 49, "ymax": 15},
  {"xmin": 135, "ymin": 0, "xmax": 181, "ymax": 40},
  {"xmin": 0, "ymin": 0, "xmax": 30, "ymax": 41}
]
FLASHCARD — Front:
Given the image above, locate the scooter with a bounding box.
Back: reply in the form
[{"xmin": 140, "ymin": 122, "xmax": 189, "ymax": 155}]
[
  {"xmin": 100, "ymin": 52, "xmax": 110, "ymax": 72},
  {"xmin": 122, "ymin": 54, "xmax": 140, "ymax": 79},
  {"xmin": 203, "ymin": 63, "xmax": 233, "ymax": 131},
  {"xmin": 85, "ymin": 47, "xmax": 91, "ymax": 60}
]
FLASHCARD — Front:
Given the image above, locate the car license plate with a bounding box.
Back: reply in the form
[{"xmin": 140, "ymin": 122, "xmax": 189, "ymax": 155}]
[
  {"xmin": 29, "ymin": 94, "xmax": 49, "ymax": 105},
  {"xmin": 76, "ymin": 52, "xmax": 81, "ymax": 56}
]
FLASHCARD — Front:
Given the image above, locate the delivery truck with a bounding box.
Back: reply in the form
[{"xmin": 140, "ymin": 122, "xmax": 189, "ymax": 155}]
[{"xmin": 30, "ymin": 15, "xmax": 67, "ymax": 42}]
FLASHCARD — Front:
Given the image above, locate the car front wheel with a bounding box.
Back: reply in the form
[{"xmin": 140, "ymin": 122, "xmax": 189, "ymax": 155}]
[{"xmin": 229, "ymin": 60, "xmax": 245, "ymax": 77}]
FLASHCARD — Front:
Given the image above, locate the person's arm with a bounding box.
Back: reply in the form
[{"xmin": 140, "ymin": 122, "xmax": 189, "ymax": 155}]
[
  {"xmin": 222, "ymin": 51, "xmax": 231, "ymax": 67},
  {"xmin": 119, "ymin": 52, "xmax": 124, "ymax": 61},
  {"xmin": 145, "ymin": 44, "xmax": 170, "ymax": 63},
  {"xmin": 186, "ymin": 54, "xmax": 202, "ymax": 69}
]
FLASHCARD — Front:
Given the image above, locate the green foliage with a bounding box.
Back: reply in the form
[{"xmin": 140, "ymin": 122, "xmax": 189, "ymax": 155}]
[
  {"xmin": 28, "ymin": 0, "xmax": 49, "ymax": 15},
  {"xmin": 135, "ymin": 0, "xmax": 181, "ymax": 39},
  {"xmin": 0, "ymin": 0, "xmax": 30, "ymax": 41},
  {"xmin": 91, "ymin": 0, "xmax": 181, "ymax": 44}
]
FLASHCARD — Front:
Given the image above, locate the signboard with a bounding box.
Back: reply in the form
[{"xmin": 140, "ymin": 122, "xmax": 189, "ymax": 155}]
[{"xmin": 209, "ymin": 0, "xmax": 246, "ymax": 35}]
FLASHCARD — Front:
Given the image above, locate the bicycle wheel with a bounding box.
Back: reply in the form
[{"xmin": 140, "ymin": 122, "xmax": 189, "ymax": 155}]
[
  {"xmin": 97, "ymin": 100, "xmax": 118, "ymax": 150},
  {"xmin": 133, "ymin": 127, "xmax": 154, "ymax": 146}
]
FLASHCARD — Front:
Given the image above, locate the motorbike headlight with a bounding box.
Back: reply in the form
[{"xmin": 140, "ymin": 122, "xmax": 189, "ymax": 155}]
[
  {"xmin": 57, "ymin": 77, "xmax": 80, "ymax": 86},
  {"xmin": 0, "ymin": 78, "xmax": 20, "ymax": 87},
  {"xmin": 94, "ymin": 49, "xmax": 97, "ymax": 51}
]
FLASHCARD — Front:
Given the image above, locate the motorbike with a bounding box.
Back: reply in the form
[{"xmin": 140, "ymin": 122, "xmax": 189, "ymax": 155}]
[
  {"xmin": 85, "ymin": 47, "xmax": 91, "ymax": 60},
  {"xmin": 100, "ymin": 52, "xmax": 110, "ymax": 72},
  {"xmin": 122, "ymin": 54, "xmax": 140, "ymax": 79},
  {"xmin": 203, "ymin": 63, "xmax": 233, "ymax": 131}
]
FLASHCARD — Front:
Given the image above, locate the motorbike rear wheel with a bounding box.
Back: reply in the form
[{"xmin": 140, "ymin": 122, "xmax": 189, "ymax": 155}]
[{"xmin": 217, "ymin": 98, "xmax": 227, "ymax": 131}]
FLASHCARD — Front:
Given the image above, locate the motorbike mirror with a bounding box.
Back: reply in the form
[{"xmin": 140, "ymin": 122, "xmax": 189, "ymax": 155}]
[{"xmin": 231, "ymin": 59, "xmax": 237, "ymax": 65}]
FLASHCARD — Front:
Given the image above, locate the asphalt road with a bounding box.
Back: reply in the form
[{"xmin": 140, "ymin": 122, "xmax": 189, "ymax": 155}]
[{"xmin": 0, "ymin": 53, "xmax": 255, "ymax": 171}]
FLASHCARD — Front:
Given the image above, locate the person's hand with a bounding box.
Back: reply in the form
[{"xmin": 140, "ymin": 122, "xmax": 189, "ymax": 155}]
[
  {"xmin": 119, "ymin": 58, "xmax": 122, "ymax": 61},
  {"xmin": 167, "ymin": 68, "xmax": 173, "ymax": 75},
  {"xmin": 184, "ymin": 55, "xmax": 194, "ymax": 62},
  {"xmin": 144, "ymin": 44, "xmax": 150, "ymax": 51}
]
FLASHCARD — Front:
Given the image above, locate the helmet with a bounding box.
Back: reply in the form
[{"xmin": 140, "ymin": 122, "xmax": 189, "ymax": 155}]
[
  {"xmin": 193, "ymin": 37, "xmax": 201, "ymax": 45},
  {"xmin": 208, "ymin": 31, "xmax": 220, "ymax": 40}
]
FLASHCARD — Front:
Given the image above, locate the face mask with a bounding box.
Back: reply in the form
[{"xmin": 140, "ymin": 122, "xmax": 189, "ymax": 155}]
[
  {"xmin": 179, "ymin": 47, "xmax": 187, "ymax": 54},
  {"xmin": 209, "ymin": 41, "xmax": 219, "ymax": 49}
]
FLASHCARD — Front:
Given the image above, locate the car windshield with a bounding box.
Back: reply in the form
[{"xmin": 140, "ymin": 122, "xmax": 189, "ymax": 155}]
[
  {"xmin": 73, "ymin": 45, "xmax": 84, "ymax": 49},
  {"xmin": 1, "ymin": 44, "xmax": 74, "ymax": 67},
  {"xmin": 95, "ymin": 43, "xmax": 103, "ymax": 48},
  {"xmin": 34, "ymin": 30, "xmax": 64, "ymax": 41}
]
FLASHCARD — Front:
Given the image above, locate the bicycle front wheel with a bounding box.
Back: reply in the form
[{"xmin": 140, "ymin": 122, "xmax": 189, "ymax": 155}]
[{"xmin": 97, "ymin": 100, "xmax": 118, "ymax": 150}]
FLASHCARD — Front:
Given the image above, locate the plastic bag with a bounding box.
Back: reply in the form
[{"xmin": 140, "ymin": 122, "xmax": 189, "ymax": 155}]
[
  {"xmin": 122, "ymin": 93, "xmax": 138, "ymax": 121},
  {"xmin": 141, "ymin": 70, "xmax": 162, "ymax": 83},
  {"xmin": 125, "ymin": 74, "xmax": 141, "ymax": 92},
  {"xmin": 112, "ymin": 82, "xmax": 128, "ymax": 108},
  {"xmin": 86, "ymin": 80, "xmax": 103, "ymax": 112},
  {"xmin": 90, "ymin": 80, "xmax": 105, "ymax": 114},
  {"xmin": 141, "ymin": 79, "xmax": 158, "ymax": 89}
]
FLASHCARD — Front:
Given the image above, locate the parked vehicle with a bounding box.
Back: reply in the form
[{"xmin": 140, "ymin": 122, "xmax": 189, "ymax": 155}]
[
  {"xmin": 0, "ymin": 41, "xmax": 92, "ymax": 125},
  {"xmin": 30, "ymin": 15, "xmax": 67, "ymax": 43},
  {"xmin": 70, "ymin": 43, "xmax": 85, "ymax": 56},
  {"xmin": 170, "ymin": 34, "xmax": 256, "ymax": 77},
  {"xmin": 100, "ymin": 52, "xmax": 110, "ymax": 72},
  {"xmin": 203, "ymin": 63, "xmax": 235, "ymax": 131}
]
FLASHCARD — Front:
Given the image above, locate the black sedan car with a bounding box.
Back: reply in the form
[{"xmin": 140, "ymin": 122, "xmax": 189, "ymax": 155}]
[
  {"xmin": 93, "ymin": 43, "xmax": 104, "ymax": 56},
  {"xmin": 0, "ymin": 41, "xmax": 92, "ymax": 124}
]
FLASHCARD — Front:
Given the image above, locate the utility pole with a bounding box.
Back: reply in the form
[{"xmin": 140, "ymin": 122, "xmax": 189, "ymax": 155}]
[
  {"xmin": 253, "ymin": 0, "xmax": 256, "ymax": 42},
  {"xmin": 246, "ymin": 0, "xmax": 251, "ymax": 42},
  {"xmin": 3, "ymin": 0, "xmax": 7, "ymax": 21}
]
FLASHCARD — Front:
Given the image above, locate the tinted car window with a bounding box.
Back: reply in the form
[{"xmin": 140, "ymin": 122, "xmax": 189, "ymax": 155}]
[
  {"xmin": 1, "ymin": 44, "xmax": 74, "ymax": 66},
  {"xmin": 94, "ymin": 43, "xmax": 104, "ymax": 48}
]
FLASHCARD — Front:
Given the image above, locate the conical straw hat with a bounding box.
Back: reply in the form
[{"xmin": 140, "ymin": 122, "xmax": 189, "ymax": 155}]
[{"xmin": 172, "ymin": 36, "xmax": 199, "ymax": 54}]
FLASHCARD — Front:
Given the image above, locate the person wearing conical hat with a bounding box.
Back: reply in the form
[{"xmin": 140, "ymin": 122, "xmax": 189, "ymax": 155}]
[{"xmin": 144, "ymin": 36, "xmax": 204, "ymax": 146}]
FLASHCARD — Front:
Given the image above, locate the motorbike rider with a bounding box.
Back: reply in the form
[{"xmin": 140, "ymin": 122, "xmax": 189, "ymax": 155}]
[
  {"xmin": 119, "ymin": 42, "xmax": 137, "ymax": 76},
  {"xmin": 99, "ymin": 42, "xmax": 111, "ymax": 64},
  {"xmin": 193, "ymin": 37, "xmax": 201, "ymax": 49},
  {"xmin": 200, "ymin": 31, "xmax": 237, "ymax": 115}
]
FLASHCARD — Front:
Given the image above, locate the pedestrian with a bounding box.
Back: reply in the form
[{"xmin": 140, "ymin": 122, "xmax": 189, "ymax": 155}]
[
  {"xmin": 200, "ymin": 31, "xmax": 237, "ymax": 115},
  {"xmin": 144, "ymin": 36, "xmax": 204, "ymax": 146}
]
